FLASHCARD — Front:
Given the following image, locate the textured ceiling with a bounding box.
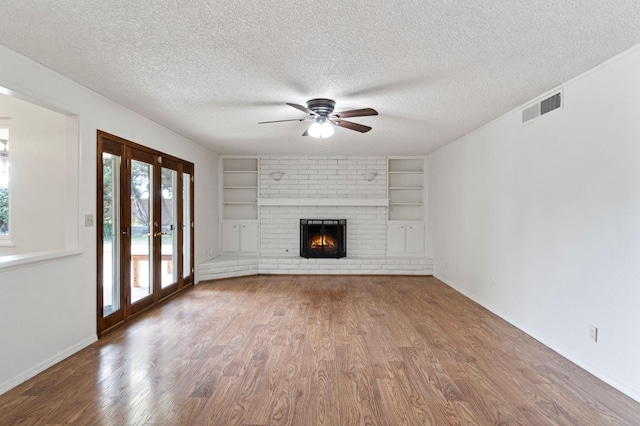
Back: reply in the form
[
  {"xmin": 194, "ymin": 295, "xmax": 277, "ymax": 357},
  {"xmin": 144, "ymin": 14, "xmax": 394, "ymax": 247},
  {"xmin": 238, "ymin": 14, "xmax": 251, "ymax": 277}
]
[{"xmin": 2, "ymin": 1, "xmax": 640, "ymax": 155}]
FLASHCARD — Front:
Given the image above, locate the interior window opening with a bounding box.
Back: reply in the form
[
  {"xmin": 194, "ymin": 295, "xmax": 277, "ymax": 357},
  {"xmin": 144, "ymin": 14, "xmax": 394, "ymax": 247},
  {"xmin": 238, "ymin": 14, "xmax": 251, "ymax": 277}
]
[{"xmin": 0, "ymin": 125, "xmax": 9, "ymax": 239}]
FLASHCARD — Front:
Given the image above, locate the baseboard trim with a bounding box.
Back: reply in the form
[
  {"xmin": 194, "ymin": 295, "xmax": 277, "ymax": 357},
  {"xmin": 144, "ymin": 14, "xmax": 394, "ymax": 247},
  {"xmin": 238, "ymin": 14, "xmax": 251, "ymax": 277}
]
[
  {"xmin": 434, "ymin": 274, "xmax": 640, "ymax": 404},
  {"xmin": 0, "ymin": 335, "xmax": 97, "ymax": 396}
]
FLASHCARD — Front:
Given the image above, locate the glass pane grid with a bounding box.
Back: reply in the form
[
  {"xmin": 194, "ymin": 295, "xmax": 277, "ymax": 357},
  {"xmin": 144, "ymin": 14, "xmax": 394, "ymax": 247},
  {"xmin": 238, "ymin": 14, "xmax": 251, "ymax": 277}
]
[
  {"xmin": 161, "ymin": 168, "xmax": 178, "ymax": 288},
  {"xmin": 131, "ymin": 160, "xmax": 153, "ymax": 303},
  {"xmin": 102, "ymin": 153, "xmax": 120, "ymax": 317}
]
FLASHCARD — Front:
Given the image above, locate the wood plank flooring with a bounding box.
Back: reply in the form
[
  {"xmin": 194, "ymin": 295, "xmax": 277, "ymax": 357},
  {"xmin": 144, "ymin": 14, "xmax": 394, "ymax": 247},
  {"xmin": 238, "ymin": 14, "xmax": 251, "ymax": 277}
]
[{"xmin": 1, "ymin": 275, "xmax": 639, "ymax": 425}]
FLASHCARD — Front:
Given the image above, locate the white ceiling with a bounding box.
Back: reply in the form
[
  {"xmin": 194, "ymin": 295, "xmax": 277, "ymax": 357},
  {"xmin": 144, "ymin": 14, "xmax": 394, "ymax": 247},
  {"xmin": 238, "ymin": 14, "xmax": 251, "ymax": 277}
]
[{"xmin": 2, "ymin": 1, "xmax": 640, "ymax": 155}]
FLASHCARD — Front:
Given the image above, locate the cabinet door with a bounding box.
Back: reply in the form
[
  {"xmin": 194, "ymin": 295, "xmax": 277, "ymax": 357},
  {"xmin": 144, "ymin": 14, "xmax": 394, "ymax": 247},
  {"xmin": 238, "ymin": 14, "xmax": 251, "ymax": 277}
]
[
  {"xmin": 222, "ymin": 222, "xmax": 240, "ymax": 253},
  {"xmin": 387, "ymin": 222, "xmax": 407, "ymax": 254},
  {"xmin": 240, "ymin": 222, "xmax": 258, "ymax": 253},
  {"xmin": 406, "ymin": 222, "xmax": 425, "ymax": 253}
]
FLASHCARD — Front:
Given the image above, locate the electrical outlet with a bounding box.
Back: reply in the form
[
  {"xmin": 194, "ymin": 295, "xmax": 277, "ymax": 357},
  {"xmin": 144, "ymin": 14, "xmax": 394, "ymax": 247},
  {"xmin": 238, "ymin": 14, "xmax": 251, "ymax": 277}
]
[
  {"xmin": 491, "ymin": 278, "xmax": 496, "ymax": 286},
  {"xmin": 84, "ymin": 214, "xmax": 94, "ymax": 227},
  {"xmin": 589, "ymin": 325, "xmax": 598, "ymax": 342}
]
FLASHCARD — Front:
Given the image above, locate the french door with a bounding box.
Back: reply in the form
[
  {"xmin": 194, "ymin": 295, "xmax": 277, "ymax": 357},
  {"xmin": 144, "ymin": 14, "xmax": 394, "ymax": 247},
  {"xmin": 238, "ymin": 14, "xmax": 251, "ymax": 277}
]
[{"xmin": 97, "ymin": 131, "xmax": 194, "ymax": 336}]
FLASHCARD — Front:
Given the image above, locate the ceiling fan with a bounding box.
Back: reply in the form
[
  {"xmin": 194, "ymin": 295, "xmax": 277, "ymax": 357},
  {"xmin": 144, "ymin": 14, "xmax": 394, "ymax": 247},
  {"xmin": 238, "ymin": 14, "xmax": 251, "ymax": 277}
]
[{"xmin": 258, "ymin": 98, "xmax": 378, "ymax": 138}]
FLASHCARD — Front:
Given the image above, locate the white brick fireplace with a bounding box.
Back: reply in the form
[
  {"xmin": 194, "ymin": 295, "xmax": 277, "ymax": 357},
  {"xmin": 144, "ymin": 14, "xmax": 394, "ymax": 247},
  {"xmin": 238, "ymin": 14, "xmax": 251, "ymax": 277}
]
[
  {"xmin": 260, "ymin": 156, "xmax": 387, "ymax": 257},
  {"xmin": 198, "ymin": 155, "xmax": 433, "ymax": 280}
]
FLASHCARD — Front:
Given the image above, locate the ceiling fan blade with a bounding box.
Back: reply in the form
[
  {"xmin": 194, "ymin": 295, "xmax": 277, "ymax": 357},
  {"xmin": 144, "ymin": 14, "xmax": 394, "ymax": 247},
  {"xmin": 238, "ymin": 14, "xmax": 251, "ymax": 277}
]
[
  {"xmin": 302, "ymin": 126, "xmax": 310, "ymax": 136},
  {"xmin": 332, "ymin": 108, "xmax": 378, "ymax": 119},
  {"xmin": 331, "ymin": 119, "xmax": 372, "ymax": 133},
  {"xmin": 258, "ymin": 118, "xmax": 310, "ymax": 124},
  {"xmin": 286, "ymin": 102, "xmax": 317, "ymax": 116}
]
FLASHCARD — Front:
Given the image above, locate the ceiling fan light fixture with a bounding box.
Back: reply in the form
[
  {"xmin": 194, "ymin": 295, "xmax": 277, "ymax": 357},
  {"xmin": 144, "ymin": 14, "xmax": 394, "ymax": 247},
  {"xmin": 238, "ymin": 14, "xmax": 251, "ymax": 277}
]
[
  {"xmin": 259, "ymin": 99, "xmax": 377, "ymax": 137},
  {"xmin": 308, "ymin": 121, "xmax": 334, "ymax": 139}
]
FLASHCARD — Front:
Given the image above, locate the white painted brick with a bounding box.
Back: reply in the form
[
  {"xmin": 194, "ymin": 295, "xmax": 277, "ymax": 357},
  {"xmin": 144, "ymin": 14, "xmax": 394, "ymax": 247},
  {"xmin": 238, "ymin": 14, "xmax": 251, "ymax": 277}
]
[
  {"xmin": 256, "ymin": 156, "xmax": 423, "ymax": 266},
  {"xmin": 279, "ymin": 159, "xmax": 300, "ymax": 165}
]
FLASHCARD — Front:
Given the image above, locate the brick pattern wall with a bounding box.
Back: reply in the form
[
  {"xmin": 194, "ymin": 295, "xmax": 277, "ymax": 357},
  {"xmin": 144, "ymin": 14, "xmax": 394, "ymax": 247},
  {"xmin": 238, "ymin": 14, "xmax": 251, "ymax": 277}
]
[
  {"xmin": 260, "ymin": 156, "xmax": 387, "ymax": 198},
  {"xmin": 258, "ymin": 257, "xmax": 432, "ymax": 275},
  {"xmin": 260, "ymin": 206, "xmax": 386, "ymax": 257},
  {"xmin": 198, "ymin": 255, "xmax": 433, "ymax": 280},
  {"xmin": 259, "ymin": 156, "xmax": 387, "ymax": 257},
  {"xmin": 197, "ymin": 155, "xmax": 434, "ymax": 280}
]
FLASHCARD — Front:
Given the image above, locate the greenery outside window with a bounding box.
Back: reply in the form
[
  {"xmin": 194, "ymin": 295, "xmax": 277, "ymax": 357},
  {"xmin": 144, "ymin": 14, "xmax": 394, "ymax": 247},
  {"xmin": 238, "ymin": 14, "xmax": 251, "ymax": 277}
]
[{"xmin": 0, "ymin": 124, "xmax": 9, "ymax": 240}]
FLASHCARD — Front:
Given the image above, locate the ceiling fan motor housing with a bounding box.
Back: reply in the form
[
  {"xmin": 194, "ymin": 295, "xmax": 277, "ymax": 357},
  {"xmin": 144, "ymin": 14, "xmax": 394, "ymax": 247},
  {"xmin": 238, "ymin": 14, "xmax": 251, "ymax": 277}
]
[{"xmin": 307, "ymin": 98, "xmax": 336, "ymax": 118}]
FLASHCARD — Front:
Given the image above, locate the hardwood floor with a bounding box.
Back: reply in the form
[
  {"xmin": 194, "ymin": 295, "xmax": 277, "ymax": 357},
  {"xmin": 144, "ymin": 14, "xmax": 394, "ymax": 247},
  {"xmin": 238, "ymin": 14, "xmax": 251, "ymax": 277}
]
[{"xmin": 1, "ymin": 275, "xmax": 639, "ymax": 425}]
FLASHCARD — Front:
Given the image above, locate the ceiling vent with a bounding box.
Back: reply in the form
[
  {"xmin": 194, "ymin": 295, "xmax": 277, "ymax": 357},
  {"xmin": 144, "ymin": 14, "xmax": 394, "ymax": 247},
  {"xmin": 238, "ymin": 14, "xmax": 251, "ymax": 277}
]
[{"xmin": 522, "ymin": 91, "xmax": 562, "ymax": 124}]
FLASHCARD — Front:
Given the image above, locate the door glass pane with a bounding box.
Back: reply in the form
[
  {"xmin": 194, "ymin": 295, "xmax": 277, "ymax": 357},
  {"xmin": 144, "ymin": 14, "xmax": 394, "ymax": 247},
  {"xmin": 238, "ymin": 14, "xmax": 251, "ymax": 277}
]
[
  {"xmin": 161, "ymin": 167, "xmax": 178, "ymax": 288},
  {"xmin": 131, "ymin": 159, "xmax": 153, "ymax": 303},
  {"xmin": 183, "ymin": 172, "xmax": 191, "ymax": 278},
  {"xmin": 102, "ymin": 153, "xmax": 120, "ymax": 317}
]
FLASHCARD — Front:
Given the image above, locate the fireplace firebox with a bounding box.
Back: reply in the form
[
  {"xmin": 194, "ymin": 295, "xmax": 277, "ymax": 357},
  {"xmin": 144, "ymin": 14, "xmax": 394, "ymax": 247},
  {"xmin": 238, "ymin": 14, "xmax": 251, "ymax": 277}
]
[{"xmin": 300, "ymin": 219, "xmax": 347, "ymax": 259}]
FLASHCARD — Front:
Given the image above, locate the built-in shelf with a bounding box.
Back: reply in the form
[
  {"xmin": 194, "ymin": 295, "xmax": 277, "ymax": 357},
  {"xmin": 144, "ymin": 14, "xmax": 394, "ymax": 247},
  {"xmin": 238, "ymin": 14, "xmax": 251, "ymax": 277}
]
[
  {"xmin": 388, "ymin": 158, "xmax": 425, "ymax": 221},
  {"xmin": 222, "ymin": 157, "xmax": 258, "ymax": 220}
]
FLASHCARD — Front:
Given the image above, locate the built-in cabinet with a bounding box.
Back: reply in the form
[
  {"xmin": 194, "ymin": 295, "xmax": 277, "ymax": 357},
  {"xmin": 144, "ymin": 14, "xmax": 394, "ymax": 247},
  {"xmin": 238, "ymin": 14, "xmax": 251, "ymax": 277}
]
[
  {"xmin": 220, "ymin": 157, "xmax": 259, "ymax": 253},
  {"xmin": 387, "ymin": 221, "xmax": 425, "ymax": 254},
  {"xmin": 222, "ymin": 221, "xmax": 259, "ymax": 253},
  {"xmin": 387, "ymin": 157, "xmax": 426, "ymax": 255}
]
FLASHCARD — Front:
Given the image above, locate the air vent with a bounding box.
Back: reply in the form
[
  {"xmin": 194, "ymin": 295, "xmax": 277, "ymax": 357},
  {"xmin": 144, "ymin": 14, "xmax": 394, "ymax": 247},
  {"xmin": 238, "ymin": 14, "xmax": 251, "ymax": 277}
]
[
  {"xmin": 522, "ymin": 91, "xmax": 562, "ymax": 124},
  {"xmin": 522, "ymin": 104, "xmax": 540, "ymax": 123},
  {"xmin": 541, "ymin": 92, "xmax": 561, "ymax": 114}
]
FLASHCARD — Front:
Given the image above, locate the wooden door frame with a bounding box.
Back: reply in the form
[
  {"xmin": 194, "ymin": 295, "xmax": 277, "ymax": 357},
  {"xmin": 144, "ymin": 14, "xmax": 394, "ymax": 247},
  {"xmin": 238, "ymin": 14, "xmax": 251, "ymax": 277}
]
[
  {"xmin": 125, "ymin": 146, "xmax": 157, "ymax": 317},
  {"xmin": 97, "ymin": 130, "xmax": 195, "ymax": 337}
]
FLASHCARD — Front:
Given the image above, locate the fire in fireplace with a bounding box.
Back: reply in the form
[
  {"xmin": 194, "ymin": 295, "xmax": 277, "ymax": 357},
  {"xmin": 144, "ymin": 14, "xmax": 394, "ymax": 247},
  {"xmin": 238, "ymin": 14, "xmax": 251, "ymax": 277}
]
[{"xmin": 300, "ymin": 219, "xmax": 347, "ymax": 258}]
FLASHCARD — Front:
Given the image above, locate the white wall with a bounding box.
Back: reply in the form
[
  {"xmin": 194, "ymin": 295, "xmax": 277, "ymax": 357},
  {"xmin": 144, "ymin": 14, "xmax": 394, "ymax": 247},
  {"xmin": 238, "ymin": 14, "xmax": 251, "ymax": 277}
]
[
  {"xmin": 429, "ymin": 44, "xmax": 640, "ymax": 401},
  {"xmin": 0, "ymin": 46, "xmax": 219, "ymax": 394}
]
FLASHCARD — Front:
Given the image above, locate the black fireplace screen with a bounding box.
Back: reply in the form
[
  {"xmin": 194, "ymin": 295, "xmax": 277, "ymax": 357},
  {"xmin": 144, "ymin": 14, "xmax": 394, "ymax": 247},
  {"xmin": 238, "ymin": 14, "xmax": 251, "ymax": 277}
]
[{"xmin": 300, "ymin": 219, "xmax": 347, "ymax": 259}]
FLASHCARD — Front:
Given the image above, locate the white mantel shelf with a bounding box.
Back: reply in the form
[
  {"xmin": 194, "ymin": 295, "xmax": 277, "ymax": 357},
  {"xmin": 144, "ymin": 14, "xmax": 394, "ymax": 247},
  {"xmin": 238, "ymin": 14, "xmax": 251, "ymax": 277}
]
[{"xmin": 257, "ymin": 198, "xmax": 389, "ymax": 207}]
